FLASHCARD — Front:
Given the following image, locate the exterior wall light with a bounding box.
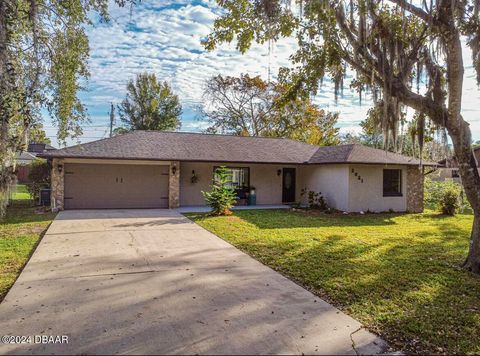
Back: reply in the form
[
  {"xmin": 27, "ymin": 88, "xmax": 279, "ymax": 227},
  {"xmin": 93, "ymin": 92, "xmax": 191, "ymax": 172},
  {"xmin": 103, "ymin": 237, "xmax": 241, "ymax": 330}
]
[
  {"xmin": 172, "ymin": 165, "xmax": 177, "ymax": 175},
  {"xmin": 57, "ymin": 164, "xmax": 63, "ymax": 173},
  {"xmin": 277, "ymin": 169, "xmax": 282, "ymax": 176}
]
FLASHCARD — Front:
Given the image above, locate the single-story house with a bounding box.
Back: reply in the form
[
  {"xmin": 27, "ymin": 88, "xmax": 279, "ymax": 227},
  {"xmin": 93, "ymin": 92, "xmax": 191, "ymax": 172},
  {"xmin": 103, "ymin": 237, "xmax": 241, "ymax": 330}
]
[{"xmin": 40, "ymin": 131, "xmax": 437, "ymax": 212}]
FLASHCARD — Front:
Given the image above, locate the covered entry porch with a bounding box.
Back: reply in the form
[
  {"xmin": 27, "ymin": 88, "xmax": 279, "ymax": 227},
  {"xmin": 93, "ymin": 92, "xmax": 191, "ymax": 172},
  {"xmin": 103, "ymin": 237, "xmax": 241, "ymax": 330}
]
[{"xmin": 179, "ymin": 162, "xmax": 300, "ymax": 207}]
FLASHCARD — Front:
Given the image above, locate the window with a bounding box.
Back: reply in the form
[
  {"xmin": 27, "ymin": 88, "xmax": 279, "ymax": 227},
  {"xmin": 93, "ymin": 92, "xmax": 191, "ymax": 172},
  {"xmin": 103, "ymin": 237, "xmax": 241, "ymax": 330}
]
[
  {"xmin": 213, "ymin": 167, "xmax": 250, "ymax": 189},
  {"xmin": 383, "ymin": 169, "xmax": 402, "ymax": 197}
]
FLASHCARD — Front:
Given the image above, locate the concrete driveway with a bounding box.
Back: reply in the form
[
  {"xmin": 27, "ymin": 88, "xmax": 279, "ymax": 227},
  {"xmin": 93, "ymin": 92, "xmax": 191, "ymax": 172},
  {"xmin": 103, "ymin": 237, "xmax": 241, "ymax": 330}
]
[{"xmin": 0, "ymin": 210, "xmax": 388, "ymax": 355}]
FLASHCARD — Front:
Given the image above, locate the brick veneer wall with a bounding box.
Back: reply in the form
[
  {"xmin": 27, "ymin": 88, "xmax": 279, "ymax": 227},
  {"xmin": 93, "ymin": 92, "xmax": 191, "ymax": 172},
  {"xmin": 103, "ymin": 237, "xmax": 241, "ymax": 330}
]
[
  {"xmin": 51, "ymin": 158, "xmax": 65, "ymax": 211},
  {"xmin": 406, "ymin": 165, "xmax": 424, "ymax": 213},
  {"xmin": 169, "ymin": 161, "xmax": 180, "ymax": 208}
]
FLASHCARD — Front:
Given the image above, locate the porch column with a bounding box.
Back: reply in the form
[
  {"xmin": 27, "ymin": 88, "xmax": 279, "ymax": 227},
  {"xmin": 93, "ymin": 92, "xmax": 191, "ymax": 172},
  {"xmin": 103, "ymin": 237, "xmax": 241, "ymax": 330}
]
[
  {"xmin": 406, "ymin": 166, "xmax": 424, "ymax": 213},
  {"xmin": 51, "ymin": 158, "xmax": 65, "ymax": 211},
  {"xmin": 169, "ymin": 161, "xmax": 180, "ymax": 209}
]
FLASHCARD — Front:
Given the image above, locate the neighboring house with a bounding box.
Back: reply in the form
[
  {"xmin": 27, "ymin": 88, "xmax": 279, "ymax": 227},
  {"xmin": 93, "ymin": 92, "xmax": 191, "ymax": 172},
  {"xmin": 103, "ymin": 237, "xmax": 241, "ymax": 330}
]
[
  {"xmin": 15, "ymin": 142, "xmax": 56, "ymax": 183},
  {"xmin": 433, "ymin": 147, "xmax": 480, "ymax": 183},
  {"xmin": 40, "ymin": 131, "xmax": 437, "ymax": 212}
]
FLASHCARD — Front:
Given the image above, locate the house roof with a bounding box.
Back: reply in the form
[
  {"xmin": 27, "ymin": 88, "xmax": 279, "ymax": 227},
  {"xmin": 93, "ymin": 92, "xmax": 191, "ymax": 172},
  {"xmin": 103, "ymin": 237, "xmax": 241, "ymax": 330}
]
[
  {"xmin": 40, "ymin": 130, "xmax": 437, "ymax": 166},
  {"xmin": 40, "ymin": 131, "xmax": 319, "ymax": 164},
  {"xmin": 28, "ymin": 142, "xmax": 56, "ymax": 153},
  {"xmin": 308, "ymin": 144, "xmax": 436, "ymax": 166},
  {"xmin": 15, "ymin": 151, "xmax": 37, "ymax": 164}
]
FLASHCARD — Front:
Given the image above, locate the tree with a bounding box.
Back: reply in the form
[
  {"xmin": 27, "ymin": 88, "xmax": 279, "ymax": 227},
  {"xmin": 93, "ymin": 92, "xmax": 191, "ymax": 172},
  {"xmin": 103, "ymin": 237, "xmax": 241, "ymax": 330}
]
[
  {"xmin": 202, "ymin": 74, "xmax": 340, "ymax": 145},
  {"xmin": 358, "ymin": 107, "xmax": 450, "ymax": 161},
  {"xmin": 117, "ymin": 73, "xmax": 182, "ymax": 132},
  {"xmin": 359, "ymin": 106, "xmax": 385, "ymax": 149},
  {"xmin": 0, "ymin": 0, "xmax": 132, "ymax": 216},
  {"xmin": 204, "ymin": 1, "xmax": 480, "ymax": 273},
  {"xmin": 202, "ymin": 166, "xmax": 238, "ymax": 216},
  {"xmin": 29, "ymin": 123, "xmax": 51, "ymax": 145}
]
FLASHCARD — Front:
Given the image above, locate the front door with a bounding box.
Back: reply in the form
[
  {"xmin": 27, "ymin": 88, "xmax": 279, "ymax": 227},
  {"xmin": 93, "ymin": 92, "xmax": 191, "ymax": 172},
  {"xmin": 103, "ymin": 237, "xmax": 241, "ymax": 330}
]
[{"xmin": 282, "ymin": 168, "xmax": 296, "ymax": 203}]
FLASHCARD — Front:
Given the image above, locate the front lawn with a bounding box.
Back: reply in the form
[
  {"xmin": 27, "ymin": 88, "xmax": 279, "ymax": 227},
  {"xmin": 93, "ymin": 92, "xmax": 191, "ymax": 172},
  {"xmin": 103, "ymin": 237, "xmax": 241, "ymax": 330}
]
[
  {"xmin": 0, "ymin": 187, "xmax": 55, "ymax": 301},
  {"xmin": 188, "ymin": 209, "xmax": 480, "ymax": 355}
]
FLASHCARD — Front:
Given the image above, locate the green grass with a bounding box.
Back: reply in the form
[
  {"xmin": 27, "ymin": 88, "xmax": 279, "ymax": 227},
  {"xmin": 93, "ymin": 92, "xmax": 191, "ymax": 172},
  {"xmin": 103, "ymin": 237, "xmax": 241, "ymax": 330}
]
[
  {"xmin": 187, "ymin": 209, "xmax": 480, "ymax": 355},
  {"xmin": 12, "ymin": 184, "xmax": 31, "ymax": 201},
  {"xmin": 0, "ymin": 186, "xmax": 55, "ymax": 301}
]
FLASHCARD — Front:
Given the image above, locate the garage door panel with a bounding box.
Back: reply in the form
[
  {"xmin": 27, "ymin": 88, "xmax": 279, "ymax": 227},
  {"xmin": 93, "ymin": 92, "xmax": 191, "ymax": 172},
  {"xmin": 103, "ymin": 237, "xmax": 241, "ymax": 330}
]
[{"xmin": 64, "ymin": 164, "xmax": 169, "ymax": 209}]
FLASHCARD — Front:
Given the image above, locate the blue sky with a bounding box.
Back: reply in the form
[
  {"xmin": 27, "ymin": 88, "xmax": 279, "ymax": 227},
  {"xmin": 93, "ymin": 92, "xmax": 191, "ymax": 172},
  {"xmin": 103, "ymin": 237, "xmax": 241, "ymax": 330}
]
[{"xmin": 44, "ymin": 0, "xmax": 480, "ymax": 146}]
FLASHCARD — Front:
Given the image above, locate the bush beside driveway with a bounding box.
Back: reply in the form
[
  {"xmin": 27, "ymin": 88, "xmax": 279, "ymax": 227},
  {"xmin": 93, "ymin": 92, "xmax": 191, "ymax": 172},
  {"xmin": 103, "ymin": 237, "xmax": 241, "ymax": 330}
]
[{"xmin": 188, "ymin": 209, "xmax": 480, "ymax": 355}]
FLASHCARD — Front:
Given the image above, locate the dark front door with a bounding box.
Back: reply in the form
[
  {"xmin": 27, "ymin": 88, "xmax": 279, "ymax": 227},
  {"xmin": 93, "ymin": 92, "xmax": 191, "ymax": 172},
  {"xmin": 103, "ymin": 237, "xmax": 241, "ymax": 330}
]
[{"xmin": 282, "ymin": 168, "xmax": 296, "ymax": 203}]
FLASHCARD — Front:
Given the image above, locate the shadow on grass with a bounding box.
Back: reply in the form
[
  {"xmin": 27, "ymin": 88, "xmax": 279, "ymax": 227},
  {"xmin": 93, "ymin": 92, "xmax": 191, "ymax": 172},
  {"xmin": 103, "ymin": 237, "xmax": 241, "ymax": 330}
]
[{"xmin": 199, "ymin": 209, "xmax": 401, "ymax": 229}]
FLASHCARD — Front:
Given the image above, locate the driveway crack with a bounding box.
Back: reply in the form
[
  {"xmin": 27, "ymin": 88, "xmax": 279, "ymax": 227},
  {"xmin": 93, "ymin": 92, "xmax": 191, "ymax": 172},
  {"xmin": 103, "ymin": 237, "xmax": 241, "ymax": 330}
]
[
  {"xmin": 129, "ymin": 231, "xmax": 153, "ymax": 270},
  {"xmin": 350, "ymin": 326, "xmax": 362, "ymax": 356}
]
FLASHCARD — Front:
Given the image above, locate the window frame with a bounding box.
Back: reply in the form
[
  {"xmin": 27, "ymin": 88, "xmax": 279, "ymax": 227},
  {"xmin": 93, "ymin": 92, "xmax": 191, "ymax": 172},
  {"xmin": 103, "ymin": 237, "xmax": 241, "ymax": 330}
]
[
  {"xmin": 213, "ymin": 166, "xmax": 250, "ymax": 189},
  {"xmin": 383, "ymin": 169, "xmax": 403, "ymax": 197}
]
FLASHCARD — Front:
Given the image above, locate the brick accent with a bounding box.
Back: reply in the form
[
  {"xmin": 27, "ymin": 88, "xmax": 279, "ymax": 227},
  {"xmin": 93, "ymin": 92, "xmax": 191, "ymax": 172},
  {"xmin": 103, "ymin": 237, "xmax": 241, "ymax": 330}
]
[
  {"xmin": 51, "ymin": 158, "xmax": 65, "ymax": 211},
  {"xmin": 406, "ymin": 166, "xmax": 424, "ymax": 213},
  {"xmin": 169, "ymin": 161, "xmax": 180, "ymax": 208}
]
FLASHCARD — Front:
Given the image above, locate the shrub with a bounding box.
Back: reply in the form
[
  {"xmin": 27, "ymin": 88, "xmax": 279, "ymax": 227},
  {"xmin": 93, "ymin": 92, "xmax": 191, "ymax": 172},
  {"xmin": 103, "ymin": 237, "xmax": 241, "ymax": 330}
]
[
  {"xmin": 424, "ymin": 177, "xmax": 463, "ymax": 215},
  {"xmin": 301, "ymin": 188, "xmax": 328, "ymax": 211},
  {"xmin": 202, "ymin": 166, "xmax": 237, "ymax": 216},
  {"xmin": 440, "ymin": 185, "xmax": 461, "ymax": 216},
  {"xmin": 27, "ymin": 159, "xmax": 50, "ymax": 204}
]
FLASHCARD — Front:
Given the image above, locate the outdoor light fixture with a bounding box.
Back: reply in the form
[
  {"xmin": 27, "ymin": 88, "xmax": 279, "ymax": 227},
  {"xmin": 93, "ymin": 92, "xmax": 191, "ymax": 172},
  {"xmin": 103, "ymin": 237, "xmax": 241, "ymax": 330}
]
[
  {"xmin": 57, "ymin": 164, "xmax": 63, "ymax": 173},
  {"xmin": 277, "ymin": 169, "xmax": 282, "ymax": 176},
  {"xmin": 172, "ymin": 165, "xmax": 177, "ymax": 175}
]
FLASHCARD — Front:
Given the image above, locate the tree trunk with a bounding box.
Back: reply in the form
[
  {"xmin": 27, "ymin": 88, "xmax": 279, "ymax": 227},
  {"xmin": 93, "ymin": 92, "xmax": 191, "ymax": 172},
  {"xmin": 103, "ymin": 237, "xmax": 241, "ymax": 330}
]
[
  {"xmin": 448, "ymin": 118, "xmax": 480, "ymax": 273},
  {"xmin": 463, "ymin": 212, "xmax": 480, "ymax": 273}
]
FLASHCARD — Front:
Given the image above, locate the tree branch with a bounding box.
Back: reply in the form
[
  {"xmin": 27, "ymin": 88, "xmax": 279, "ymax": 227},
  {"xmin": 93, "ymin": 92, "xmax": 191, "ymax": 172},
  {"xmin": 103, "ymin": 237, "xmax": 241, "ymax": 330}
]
[{"xmin": 389, "ymin": 0, "xmax": 432, "ymax": 23}]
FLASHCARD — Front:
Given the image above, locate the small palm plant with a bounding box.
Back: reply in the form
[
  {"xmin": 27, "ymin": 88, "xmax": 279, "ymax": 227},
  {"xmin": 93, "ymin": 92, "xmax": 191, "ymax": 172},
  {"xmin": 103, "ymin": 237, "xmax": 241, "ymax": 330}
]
[{"xmin": 202, "ymin": 166, "xmax": 237, "ymax": 216}]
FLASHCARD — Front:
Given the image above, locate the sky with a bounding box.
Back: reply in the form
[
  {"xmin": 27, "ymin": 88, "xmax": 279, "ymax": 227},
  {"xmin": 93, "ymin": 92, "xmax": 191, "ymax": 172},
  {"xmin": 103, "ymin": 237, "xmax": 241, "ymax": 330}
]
[{"xmin": 43, "ymin": 0, "xmax": 480, "ymax": 147}]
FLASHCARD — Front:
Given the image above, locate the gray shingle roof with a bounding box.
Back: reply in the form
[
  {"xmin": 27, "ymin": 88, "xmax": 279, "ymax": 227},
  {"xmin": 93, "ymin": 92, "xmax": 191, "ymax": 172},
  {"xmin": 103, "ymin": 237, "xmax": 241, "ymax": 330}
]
[
  {"xmin": 40, "ymin": 131, "xmax": 318, "ymax": 164},
  {"xmin": 40, "ymin": 130, "xmax": 437, "ymax": 166},
  {"xmin": 308, "ymin": 144, "xmax": 436, "ymax": 165}
]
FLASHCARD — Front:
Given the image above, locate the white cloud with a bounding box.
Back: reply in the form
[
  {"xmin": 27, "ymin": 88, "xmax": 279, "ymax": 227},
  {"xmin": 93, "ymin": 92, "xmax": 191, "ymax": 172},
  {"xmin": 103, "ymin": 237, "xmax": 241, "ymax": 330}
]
[{"xmin": 46, "ymin": 0, "xmax": 480, "ymax": 145}]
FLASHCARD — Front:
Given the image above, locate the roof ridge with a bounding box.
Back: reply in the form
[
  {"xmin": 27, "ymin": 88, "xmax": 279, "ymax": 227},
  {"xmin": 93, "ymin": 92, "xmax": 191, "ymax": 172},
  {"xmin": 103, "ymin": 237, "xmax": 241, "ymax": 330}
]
[
  {"xmin": 53, "ymin": 130, "xmax": 138, "ymax": 152},
  {"xmin": 136, "ymin": 130, "xmax": 313, "ymax": 142}
]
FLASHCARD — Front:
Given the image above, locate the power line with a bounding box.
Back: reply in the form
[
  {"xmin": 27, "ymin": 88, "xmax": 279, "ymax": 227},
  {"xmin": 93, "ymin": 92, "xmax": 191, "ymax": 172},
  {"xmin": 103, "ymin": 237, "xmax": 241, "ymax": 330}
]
[
  {"xmin": 43, "ymin": 124, "xmax": 110, "ymax": 128},
  {"xmin": 46, "ymin": 135, "xmax": 106, "ymax": 139}
]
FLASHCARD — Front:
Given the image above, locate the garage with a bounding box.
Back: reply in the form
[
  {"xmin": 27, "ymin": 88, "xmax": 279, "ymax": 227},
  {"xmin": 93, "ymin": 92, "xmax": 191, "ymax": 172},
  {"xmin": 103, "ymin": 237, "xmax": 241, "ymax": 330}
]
[{"xmin": 63, "ymin": 163, "xmax": 169, "ymax": 209}]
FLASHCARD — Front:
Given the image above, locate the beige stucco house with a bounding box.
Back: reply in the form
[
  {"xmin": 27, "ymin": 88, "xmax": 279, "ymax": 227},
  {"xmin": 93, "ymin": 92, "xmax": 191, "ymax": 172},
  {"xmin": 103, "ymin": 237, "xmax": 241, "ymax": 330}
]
[{"xmin": 41, "ymin": 131, "xmax": 436, "ymax": 213}]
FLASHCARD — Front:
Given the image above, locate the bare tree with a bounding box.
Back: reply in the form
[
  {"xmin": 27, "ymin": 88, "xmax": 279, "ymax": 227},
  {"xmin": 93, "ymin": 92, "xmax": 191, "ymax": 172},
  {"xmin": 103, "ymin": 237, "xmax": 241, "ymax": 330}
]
[{"xmin": 202, "ymin": 74, "xmax": 340, "ymax": 145}]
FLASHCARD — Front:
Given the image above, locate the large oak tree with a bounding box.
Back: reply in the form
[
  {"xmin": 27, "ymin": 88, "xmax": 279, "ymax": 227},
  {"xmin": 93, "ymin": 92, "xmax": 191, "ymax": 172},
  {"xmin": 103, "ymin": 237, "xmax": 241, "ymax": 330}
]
[{"xmin": 204, "ymin": 0, "xmax": 480, "ymax": 273}]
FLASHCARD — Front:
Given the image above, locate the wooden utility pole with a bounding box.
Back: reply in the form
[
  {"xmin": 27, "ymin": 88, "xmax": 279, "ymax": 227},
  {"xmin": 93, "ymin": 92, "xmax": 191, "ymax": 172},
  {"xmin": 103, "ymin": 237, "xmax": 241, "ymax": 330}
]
[{"xmin": 109, "ymin": 102, "xmax": 115, "ymax": 138}]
